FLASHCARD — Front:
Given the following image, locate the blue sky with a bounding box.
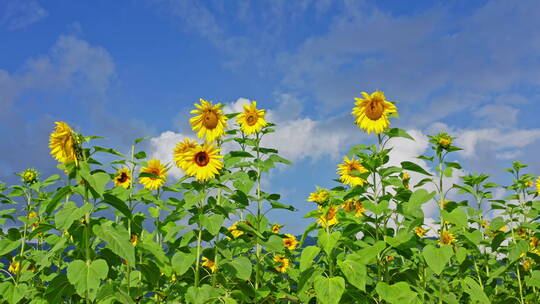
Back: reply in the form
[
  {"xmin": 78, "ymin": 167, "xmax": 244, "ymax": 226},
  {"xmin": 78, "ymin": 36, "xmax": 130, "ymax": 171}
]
[{"xmin": 1, "ymin": 0, "xmax": 540, "ymax": 233}]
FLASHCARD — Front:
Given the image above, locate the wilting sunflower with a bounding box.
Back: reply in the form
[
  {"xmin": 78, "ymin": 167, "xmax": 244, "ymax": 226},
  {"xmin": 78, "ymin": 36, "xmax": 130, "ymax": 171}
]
[
  {"xmin": 438, "ymin": 230, "xmax": 456, "ymax": 245},
  {"xmin": 173, "ymin": 138, "xmax": 198, "ymax": 170},
  {"xmin": 273, "ymin": 255, "xmax": 290, "ymax": 273},
  {"xmin": 181, "ymin": 143, "xmax": 223, "ymax": 181},
  {"xmin": 283, "ymin": 234, "xmax": 298, "ymax": 250},
  {"xmin": 415, "ymin": 226, "xmax": 427, "ymax": 237},
  {"xmin": 352, "ymin": 91, "xmax": 397, "ymax": 134},
  {"xmin": 307, "ymin": 188, "xmax": 330, "ymax": 204},
  {"xmin": 228, "ymin": 222, "xmax": 245, "ymax": 239},
  {"xmin": 236, "ymin": 101, "xmax": 267, "ymax": 135},
  {"xmin": 139, "ymin": 159, "xmax": 168, "ymax": 190},
  {"xmin": 190, "ymin": 98, "xmax": 228, "ymax": 143},
  {"xmin": 271, "ymin": 224, "xmax": 282, "ymax": 233},
  {"xmin": 317, "ymin": 206, "xmax": 339, "ymax": 228},
  {"xmin": 49, "ymin": 122, "xmax": 79, "ymax": 165},
  {"xmin": 337, "ymin": 156, "xmax": 369, "ymax": 187},
  {"xmin": 201, "ymin": 257, "xmax": 217, "ymax": 273},
  {"xmin": 114, "ymin": 168, "xmax": 131, "ymax": 189}
]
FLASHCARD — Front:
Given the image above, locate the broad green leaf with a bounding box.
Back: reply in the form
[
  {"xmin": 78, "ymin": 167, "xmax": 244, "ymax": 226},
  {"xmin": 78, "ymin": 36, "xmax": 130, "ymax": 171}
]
[
  {"xmin": 0, "ymin": 239, "xmax": 20, "ymax": 256},
  {"xmin": 526, "ymin": 270, "xmax": 540, "ymax": 288},
  {"xmin": 229, "ymin": 256, "xmax": 252, "ymax": 281},
  {"xmin": 45, "ymin": 186, "xmax": 71, "ymax": 214},
  {"xmin": 350, "ymin": 241, "xmax": 386, "ymax": 264},
  {"xmin": 67, "ymin": 259, "xmax": 108, "ymax": 301},
  {"xmin": 44, "ymin": 274, "xmax": 75, "ymax": 303},
  {"xmin": 300, "ymin": 246, "xmax": 320, "ymax": 272},
  {"xmin": 338, "ymin": 258, "xmax": 367, "ymax": 291},
  {"xmin": 443, "ymin": 208, "xmax": 467, "ymax": 228},
  {"xmin": 422, "ymin": 244, "xmax": 453, "ymax": 275},
  {"xmin": 318, "ymin": 231, "xmax": 341, "ymax": 256},
  {"xmin": 171, "ymin": 251, "xmax": 196, "ymax": 276},
  {"xmin": 407, "ymin": 189, "xmax": 436, "ymax": 212},
  {"xmin": 385, "ymin": 128, "xmax": 414, "ymax": 140},
  {"xmin": 102, "ymin": 193, "xmax": 131, "ymax": 219},
  {"xmin": 0, "ymin": 282, "xmax": 26, "ymax": 304},
  {"xmin": 462, "ymin": 277, "xmax": 489, "ymax": 304},
  {"xmin": 313, "ymin": 276, "xmax": 345, "ymax": 304},
  {"xmin": 186, "ymin": 285, "xmax": 218, "ymax": 304},
  {"xmin": 264, "ymin": 234, "xmax": 285, "ymax": 252},
  {"xmin": 376, "ymin": 282, "xmax": 419, "ymax": 304},
  {"xmin": 201, "ymin": 214, "xmax": 224, "ymax": 236},
  {"xmin": 401, "ymin": 161, "xmax": 432, "ymax": 176},
  {"xmin": 93, "ymin": 222, "xmax": 135, "ymax": 265},
  {"xmin": 55, "ymin": 202, "xmax": 92, "ymax": 231}
]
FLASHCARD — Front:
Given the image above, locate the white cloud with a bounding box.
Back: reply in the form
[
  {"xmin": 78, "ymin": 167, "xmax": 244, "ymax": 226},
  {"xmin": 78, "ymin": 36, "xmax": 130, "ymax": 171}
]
[
  {"xmin": 456, "ymin": 128, "xmax": 540, "ymax": 159},
  {"xmin": 147, "ymin": 131, "xmax": 195, "ymax": 178},
  {"xmin": 1, "ymin": 0, "xmax": 48, "ymax": 30}
]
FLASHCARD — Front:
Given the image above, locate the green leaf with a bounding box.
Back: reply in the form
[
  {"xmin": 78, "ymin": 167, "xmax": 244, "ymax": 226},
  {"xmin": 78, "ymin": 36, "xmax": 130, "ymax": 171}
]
[
  {"xmin": 55, "ymin": 202, "xmax": 92, "ymax": 231},
  {"xmin": 443, "ymin": 208, "xmax": 467, "ymax": 228},
  {"xmin": 405, "ymin": 189, "xmax": 436, "ymax": 215},
  {"xmin": 200, "ymin": 214, "xmax": 224, "ymax": 236},
  {"xmin": 401, "ymin": 161, "xmax": 432, "ymax": 176},
  {"xmin": 93, "ymin": 146, "xmax": 124, "ymax": 157},
  {"xmin": 264, "ymin": 235, "xmax": 285, "ymax": 252},
  {"xmin": 0, "ymin": 239, "xmax": 21, "ymax": 256},
  {"xmin": 102, "ymin": 193, "xmax": 131, "ymax": 219},
  {"xmin": 422, "ymin": 244, "xmax": 453, "ymax": 275},
  {"xmin": 462, "ymin": 277, "xmax": 489, "ymax": 304},
  {"xmin": 338, "ymin": 258, "xmax": 367, "ymax": 291},
  {"xmin": 67, "ymin": 259, "xmax": 108, "ymax": 301},
  {"xmin": 93, "ymin": 222, "xmax": 135, "ymax": 265},
  {"xmin": 44, "ymin": 274, "xmax": 75, "ymax": 303},
  {"xmin": 376, "ymin": 282, "xmax": 418, "ymax": 304},
  {"xmin": 45, "ymin": 186, "xmax": 71, "ymax": 214},
  {"xmin": 134, "ymin": 151, "xmax": 146, "ymax": 159},
  {"xmin": 313, "ymin": 276, "xmax": 345, "ymax": 304},
  {"xmin": 0, "ymin": 282, "xmax": 26, "ymax": 304},
  {"xmin": 229, "ymin": 256, "xmax": 252, "ymax": 281},
  {"xmin": 318, "ymin": 231, "xmax": 341, "ymax": 256},
  {"xmin": 171, "ymin": 251, "xmax": 196, "ymax": 276},
  {"xmin": 300, "ymin": 246, "xmax": 320, "ymax": 272},
  {"xmin": 186, "ymin": 285, "xmax": 218, "ymax": 304},
  {"xmin": 526, "ymin": 270, "xmax": 540, "ymax": 288},
  {"xmin": 350, "ymin": 241, "xmax": 386, "ymax": 264},
  {"xmin": 385, "ymin": 128, "xmax": 414, "ymax": 140}
]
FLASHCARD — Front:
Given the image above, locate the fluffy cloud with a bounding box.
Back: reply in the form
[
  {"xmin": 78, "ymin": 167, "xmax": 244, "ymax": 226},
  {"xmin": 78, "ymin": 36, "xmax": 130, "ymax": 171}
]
[{"xmin": 0, "ymin": 0, "xmax": 48, "ymax": 30}]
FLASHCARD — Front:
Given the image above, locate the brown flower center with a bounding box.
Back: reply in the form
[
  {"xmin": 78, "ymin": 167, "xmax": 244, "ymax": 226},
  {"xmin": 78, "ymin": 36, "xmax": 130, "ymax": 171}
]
[
  {"xmin": 195, "ymin": 151, "xmax": 210, "ymax": 166},
  {"xmin": 148, "ymin": 168, "xmax": 161, "ymax": 180},
  {"xmin": 117, "ymin": 172, "xmax": 129, "ymax": 183},
  {"xmin": 203, "ymin": 111, "xmax": 219, "ymax": 129},
  {"xmin": 365, "ymin": 100, "xmax": 384, "ymax": 120},
  {"xmin": 246, "ymin": 113, "xmax": 258, "ymax": 126}
]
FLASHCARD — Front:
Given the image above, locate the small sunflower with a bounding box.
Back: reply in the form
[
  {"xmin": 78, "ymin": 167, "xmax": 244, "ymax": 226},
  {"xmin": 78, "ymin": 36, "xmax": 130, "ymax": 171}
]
[
  {"xmin": 189, "ymin": 99, "xmax": 228, "ymax": 142},
  {"xmin": 307, "ymin": 188, "xmax": 330, "ymax": 204},
  {"xmin": 415, "ymin": 226, "xmax": 427, "ymax": 237},
  {"xmin": 131, "ymin": 234, "xmax": 138, "ymax": 247},
  {"xmin": 28, "ymin": 211, "xmax": 38, "ymax": 220},
  {"xmin": 337, "ymin": 156, "xmax": 369, "ymax": 187},
  {"xmin": 139, "ymin": 159, "xmax": 168, "ymax": 190},
  {"xmin": 317, "ymin": 206, "xmax": 339, "ymax": 227},
  {"xmin": 271, "ymin": 224, "xmax": 282, "ymax": 233},
  {"xmin": 19, "ymin": 168, "xmax": 40, "ymax": 185},
  {"xmin": 273, "ymin": 255, "xmax": 290, "ymax": 273},
  {"xmin": 182, "ymin": 143, "xmax": 223, "ymax": 182},
  {"xmin": 201, "ymin": 257, "xmax": 217, "ymax": 273},
  {"xmin": 173, "ymin": 138, "xmax": 198, "ymax": 170},
  {"xmin": 430, "ymin": 132, "xmax": 454, "ymax": 150},
  {"xmin": 352, "ymin": 91, "xmax": 397, "ymax": 134},
  {"xmin": 283, "ymin": 234, "xmax": 298, "ymax": 250},
  {"xmin": 536, "ymin": 176, "xmax": 540, "ymax": 195},
  {"xmin": 438, "ymin": 230, "xmax": 456, "ymax": 245},
  {"xmin": 522, "ymin": 259, "xmax": 534, "ymax": 272},
  {"xmin": 342, "ymin": 200, "xmax": 366, "ymax": 217},
  {"xmin": 402, "ymin": 172, "xmax": 411, "ymax": 189},
  {"xmin": 8, "ymin": 258, "xmax": 20, "ymax": 274},
  {"xmin": 228, "ymin": 222, "xmax": 245, "ymax": 239},
  {"xmin": 236, "ymin": 101, "xmax": 267, "ymax": 135},
  {"xmin": 114, "ymin": 168, "xmax": 132, "ymax": 189},
  {"xmin": 49, "ymin": 122, "xmax": 79, "ymax": 165}
]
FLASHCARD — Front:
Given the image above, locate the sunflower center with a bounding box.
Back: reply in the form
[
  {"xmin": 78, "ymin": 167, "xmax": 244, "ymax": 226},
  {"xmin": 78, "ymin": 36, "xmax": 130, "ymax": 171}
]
[
  {"xmin": 365, "ymin": 100, "xmax": 384, "ymax": 120},
  {"xmin": 203, "ymin": 111, "xmax": 219, "ymax": 129},
  {"xmin": 246, "ymin": 113, "xmax": 258, "ymax": 126},
  {"xmin": 117, "ymin": 172, "xmax": 129, "ymax": 183},
  {"xmin": 148, "ymin": 168, "xmax": 160, "ymax": 179},
  {"xmin": 195, "ymin": 151, "xmax": 210, "ymax": 167}
]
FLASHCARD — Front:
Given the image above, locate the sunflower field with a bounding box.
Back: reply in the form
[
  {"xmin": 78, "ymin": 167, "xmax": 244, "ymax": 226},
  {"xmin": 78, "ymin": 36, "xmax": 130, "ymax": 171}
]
[{"xmin": 1, "ymin": 92, "xmax": 540, "ymax": 304}]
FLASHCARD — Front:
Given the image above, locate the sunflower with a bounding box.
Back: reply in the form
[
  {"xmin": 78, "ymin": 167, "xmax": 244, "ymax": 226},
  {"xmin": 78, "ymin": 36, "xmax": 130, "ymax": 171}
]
[
  {"xmin": 49, "ymin": 122, "xmax": 79, "ymax": 165},
  {"xmin": 536, "ymin": 176, "xmax": 540, "ymax": 195},
  {"xmin": 337, "ymin": 156, "xmax": 369, "ymax": 187},
  {"xmin": 173, "ymin": 138, "xmax": 198, "ymax": 170},
  {"xmin": 415, "ymin": 226, "xmax": 427, "ymax": 237},
  {"xmin": 283, "ymin": 234, "xmax": 298, "ymax": 250},
  {"xmin": 139, "ymin": 159, "xmax": 168, "ymax": 190},
  {"xmin": 114, "ymin": 168, "xmax": 132, "ymax": 189},
  {"xmin": 8, "ymin": 258, "xmax": 20, "ymax": 274},
  {"xmin": 352, "ymin": 91, "xmax": 397, "ymax": 134},
  {"xmin": 271, "ymin": 224, "xmax": 282, "ymax": 233},
  {"xmin": 19, "ymin": 168, "xmax": 40, "ymax": 185},
  {"xmin": 189, "ymin": 98, "xmax": 228, "ymax": 142},
  {"xmin": 228, "ymin": 222, "xmax": 245, "ymax": 239},
  {"xmin": 236, "ymin": 101, "xmax": 267, "ymax": 135},
  {"xmin": 342, "ymin": 200, "xmax": 366, "ymax": 217},
  {"xmin": 307, "ymin": 189, "xmax": 329, "ymax": 204},
  {"xmin": 402, "ymin": 172, "xmax": 411, "ymax": 189},
  {"xmin": 201, "ymin": 257, "xmax": 217, "ymax": 273},
  {"xmin": 522, "ymin": 259, "xmax": 534, "ymax": 272},
  {"xmin": 181, "ymin": 143, "xmax": 223, "ymax": 182},
  {"xmin": 317, "ymin": 206, "xmax": 339, "ymax": 227},
  {"xmin": 131, "ymin": 234, "xmax": 138, "ymax": 247},
  {"xmin": 273, "ymin": 255, "xmax": 290, "ymax": 273},
  {"xmin": 438, "ymin": 230, "xmax": 456, "ymax": 245}
]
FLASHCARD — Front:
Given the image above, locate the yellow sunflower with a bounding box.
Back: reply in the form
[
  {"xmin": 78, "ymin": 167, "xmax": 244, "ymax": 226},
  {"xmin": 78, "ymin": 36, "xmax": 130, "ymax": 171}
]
[
  {"xmin": 114, "ymin": 168, "xmax": 131, "ymax": 189},
  {"xmin": 536, "ymin": 176, "xmax": 540, "ymax": 195},
  {"xmin": 189, "ymin": 98, "xmax": 228, "ymax": 142},
  {"xmin": 8, "ymin": 258, "xmax": 20, "ymax": 274},
  {"xmin": 201, "ymin": 257, "xmax": 217, "ymax": 273},
  {"xmin": 307, "ymin": 189, "xmax": 329, "ymax": 204},
  {"xmin": 337, "ymin": 156, "xmax": 369, "ymax": 187},
  {"xmin": 173, "ymin": 138, "xmax": 198, "ymax": 170},
  {"xmin": 19, "ymin": 168, "xmax": 40, "ymax": 185},
  {"xmin": 273, "ymin": 255, "xmax": 290, "ymax": 273},
  {"xmin": 438, "ymin": 230, "xmax": 456, "ymax": 245},
  {"xmin": 131, "ymin": 234, "xmax": 138, "ymax": 247},
  {"xmin": 271, "ymin": 224, "xmax": 282, "ymax": 233},
  {"xmin": 181, "ymin": 143, "xmax": 223, "ymax": 181},
  {"xmin": 317, "ymin": 206, "xmax": 339, "ymax": 227},
  {"xmin": 342, "ymin": 200, "xmax": 366, "ymax": 217},
  {"xmin": 415, "ymin": 226, "xmax": 427, "ymax": 237},
  {"xmin": 139, "ymin": 159, "xmax": 168, "ymax": 190},
  {"xmin": 236, "ymin": 101, "xmax": 267, "ymax": 135},
  {"xmin": 283, "ymin": 234, "xmax": 298, "ymax": 250},
  {"xmin": 402, "ymin": 172, "xmax": 411, "ymax": 189},
  {"xmin": 49, "ymin": 122, "xmax": 79, "ymax": 165},
  {"xmin": 352, "ymin": 91, "xmax": 397, "ymax": 134},
  {"xmin": 228, "ymin": 222, "xmax": 245, "ymax": 239}
]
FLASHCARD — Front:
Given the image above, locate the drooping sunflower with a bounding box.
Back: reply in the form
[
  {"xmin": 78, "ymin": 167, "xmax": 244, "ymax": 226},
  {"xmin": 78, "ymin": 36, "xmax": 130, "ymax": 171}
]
[
  {"xmin": 283, "ymin": 234, "xmax": 298, "ymax": 250},
  {"xmin": 189, "ymin": 98, "xmax": 228, "ymax": 143},
  {"xmin": 337, "ymin": 156, "xmax": 369, "ymax": 187},
  {"xmin": 317, "ymin": 206, "xmax": 339, "ymax": 228},
  {"xmin": 352, "ymin": 91, "xmax": 397, "ymax": 134},
  {"xmin": 173, "ymin": 138, "xmax": 198, "ymax": 170},
  {"xmin": 236, "ymin": 101, "xmax": 267, "ymax": 135},
  {"xmin": 49, "ymin": 122, "xmax": 79, "ymax": 165},
  {"xmin": 273, "ymin": 255, "xmax": 290, "ymax": 273},
  {"xmin": 201, "ymin": 257, "xmax": 217, "ymax": 273},
  {"xmin": 8, "ymin": 258, "xmax": 20, "ymax": 274},
  {"xmin": 114, "ymin": 168, "xmax": 132, "ymax": 189},
  {"xmin": 307, "ymin": 188, "xmax": 329, "ymax": 204},
  {"xmin": 139, "ymin": 159, "xmax": 168, "ymax": 190},
  {"xmin": 182, "ymin": 143, "xmax": 223, "ymax": 181}
]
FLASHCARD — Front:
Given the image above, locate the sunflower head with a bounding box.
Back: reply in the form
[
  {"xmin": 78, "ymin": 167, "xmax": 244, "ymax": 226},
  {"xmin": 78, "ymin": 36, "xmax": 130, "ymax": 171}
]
[
  {"xmin": 522, "ymin": 259, "xmax": 534, "ymax": 272},
  {"xmin": 415, "ymin": 226, "xmax": 427, "ymax": 237},
  {"xmin": 8, "ymin": 258, "xmax": 20, "ymax": 274},
  {"xmin": 49, "ymin": 122, "xmax": 80, "ymax": 165},
  {"xmin": 114, "ymin": 168, "xmax": 132, "ymax": 189},
  {"xmin": 342, "ymin": 200, "xmax": 365, "ymax": 217},
  {"xmin": 283, "ymin": 233, "xmax": 298, "ymax": 250},
  {"xmin": 352, "ymin": 91, "xmax": 397, "ymax": 134},
  {"xmin": 438, "ymin": 230, "xmax": 456, "ymax": 245},
  {"xmin": 131, "ymin": 234, "xmax": 138, "ymax": 247},
  {"xmin": 237, "ymin": 101, "xmax": 267, "ymax": 135},
  {"xmin": 536, "ymin": 176, "xmax": 540, "ymax": 195},
  {"xmin": 337, "ymin": 156, "xmax": 369, "ymax": 187},
  {"xmin": 173, "ymin": 138, "xmax": 198, "ymax": 170},
  {"xmin": 201, "ymin": 257, "xmax": 217, "ymax": 273},
  {"xmin": 189, "ymin": 99, "xmax": 228, "ymax": 142},
  {"xmin": 182, "ymin": 143, "xmax": 223, "ymax": 182},
  {"xmin": 429, "ymin": 132, "xmax": 455, "ymax": 150},
  {"xmin": 139, "ymin": 159, "xmax": 168, "ymax": 190},
  {"xmin": 228, "ymin": 222, "xmax": 245, "ymax": 239},
  {"xmin": 317, "ymin": 206, "xmax": 339, "ymax": 228},
  {"xmin": 307, "ymin": 188, "xmax": 330, "ymax": 204},
  {"xmin": 271, "ymin": 224, "xmax": 282, "ymax": 233},
  {"xmin": 273, "ymin": 255, "xmax": 290, "ymax": 273},
  {"xmin": 18, "ymin": 168, "xmax": 40, "ymax": 185},
  {"xmin": 402, "ymin": 172, "xmax": 411, "ymax": 189}
]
